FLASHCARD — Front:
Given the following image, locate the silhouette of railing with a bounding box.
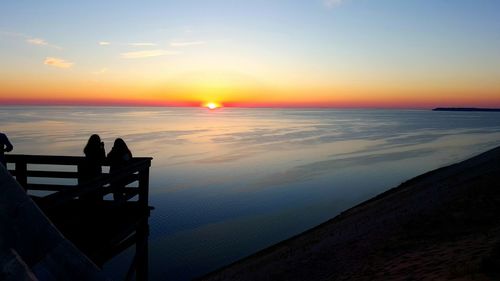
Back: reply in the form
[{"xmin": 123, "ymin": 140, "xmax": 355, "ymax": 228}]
[
  {"xmin": 5, "ymin": 154, "xmax": 152, "ymax": 281},
  {"xmin": 5, "ymin": 154, "xmax": 152, "ymax": 208}
]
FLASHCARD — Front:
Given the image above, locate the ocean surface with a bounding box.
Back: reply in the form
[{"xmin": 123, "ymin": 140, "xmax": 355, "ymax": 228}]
[{"xmin": 2, "ymin": 106, "xmax": 500, "ymax": 280}]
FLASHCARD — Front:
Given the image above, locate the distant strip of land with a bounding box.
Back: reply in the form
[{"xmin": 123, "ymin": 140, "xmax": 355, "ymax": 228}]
[
  {"xmin": 200, "ymin": 146, "xmax": 500, "ymax": 281},
  {"xmin": 433, "ymin": 107, "xmax": 500, "ymax": 112}
]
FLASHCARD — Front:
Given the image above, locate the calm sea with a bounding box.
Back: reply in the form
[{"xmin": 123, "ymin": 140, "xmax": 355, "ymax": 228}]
[{"xmin": 2, "ymin": 107, "xmax": 500, "ymax": 280}]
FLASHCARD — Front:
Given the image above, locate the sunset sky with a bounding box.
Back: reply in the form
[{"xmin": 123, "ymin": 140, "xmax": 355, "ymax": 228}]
[{"xmin": 1, "ymin": 0, "xmax": 499, "ymax": 108}]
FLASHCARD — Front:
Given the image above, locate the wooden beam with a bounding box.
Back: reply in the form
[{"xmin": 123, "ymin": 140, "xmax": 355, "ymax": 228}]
[{"xmin": 6, "ymin": 154, "xmax": 85, "ymax": 165}]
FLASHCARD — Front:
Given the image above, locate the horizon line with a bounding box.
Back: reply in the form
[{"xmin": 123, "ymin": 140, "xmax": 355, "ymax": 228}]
[{"xmin": 0, "ymin": 102, "xmax": 434, "ymax": 110}]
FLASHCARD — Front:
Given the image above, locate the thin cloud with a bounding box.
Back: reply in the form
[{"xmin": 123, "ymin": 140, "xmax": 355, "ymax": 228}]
[
  {"xmin": 170, "ymin": 40, "xmax": 206, "ymax": 47},
  {"xmin": 324, "ymin": 0, "xmax": 344, "ymax": 8},
  {"xmin": 99, "ymin": 41, "xmax": 111, "ymax": 46},
  {"xmin": 26, "ymin": 38, "xmax": 48, "ymax": 46},
  {"xmin": 25, "ymin": 36, "xmax": 61, "ymax": 49},
  {"xmin": 129, "ymin": 42, "xmax": 157, "ymax": 47},
  {"xmin": 1, "ymin": 31, "xmax": 61, "ymax": 49},
  {"xmin": 44, "ymin": 57, "xmax": 73, "ymax": 69},
  {"xmin": 120, "ymin": 49, "xmax": 180, "ymax": 59}
]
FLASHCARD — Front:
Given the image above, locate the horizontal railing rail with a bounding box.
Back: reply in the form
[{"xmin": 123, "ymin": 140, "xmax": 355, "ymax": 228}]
[{"xmin": 5, "ymin": 154, "xmax": 151, "ymax": 167}]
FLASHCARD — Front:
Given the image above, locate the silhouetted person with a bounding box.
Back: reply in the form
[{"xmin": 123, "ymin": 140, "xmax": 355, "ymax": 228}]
[
  {"xmin": 0, "ymin": 132, "xmax": 13, "ymax": 167},
  {"xmin": 80, "ymin": 134, "xmax": 106, "ymax": 186},
  {"xmin": 107, "ymin": 138, "xmax": 133, "ymax": 200}
]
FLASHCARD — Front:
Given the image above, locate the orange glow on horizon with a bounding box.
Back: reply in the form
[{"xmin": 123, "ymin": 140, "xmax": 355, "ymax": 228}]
[
  {"xmin": 2, "ymin": 96, "xmax": 500, "ymax": 109},
  {"xmin": 1, "ymin": 82, "xmax": 500, "ymax": 109}
]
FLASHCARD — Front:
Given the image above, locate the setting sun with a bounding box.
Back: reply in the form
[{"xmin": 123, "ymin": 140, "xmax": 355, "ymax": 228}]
[{"xmin": 205, "ymin": 102, "xmax": 220, "ymax": 110}]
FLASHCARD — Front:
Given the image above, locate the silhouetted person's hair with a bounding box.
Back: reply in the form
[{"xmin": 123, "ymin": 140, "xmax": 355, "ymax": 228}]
[
  {"xmin": 109, "ymin": 138, "xmax": 132, "ymax": 160},
  {"xmin": 84, "ymin": 134, "xmax": 103, "ymax": 156}
]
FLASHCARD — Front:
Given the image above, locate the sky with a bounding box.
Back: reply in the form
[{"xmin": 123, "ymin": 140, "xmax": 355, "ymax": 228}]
[{"xmin": 1, "ymin": 0, "xmax": 500, "ymax": 108}]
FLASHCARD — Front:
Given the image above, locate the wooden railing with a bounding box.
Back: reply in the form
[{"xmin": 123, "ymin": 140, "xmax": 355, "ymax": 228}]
[{"xmin": 5, "ymin": 154, "xmax": 152, "ymax": 209}]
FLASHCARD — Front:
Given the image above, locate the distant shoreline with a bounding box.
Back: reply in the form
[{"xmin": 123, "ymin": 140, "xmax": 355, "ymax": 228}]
[{"xmin": 433, "ymin": 107, "xmax": 500, "ymax": 112}]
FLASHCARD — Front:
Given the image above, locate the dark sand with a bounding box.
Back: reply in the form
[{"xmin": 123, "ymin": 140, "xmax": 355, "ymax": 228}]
[{"xmin": 200, "ymin": 146, "xmax": 500, "ymax": 281}]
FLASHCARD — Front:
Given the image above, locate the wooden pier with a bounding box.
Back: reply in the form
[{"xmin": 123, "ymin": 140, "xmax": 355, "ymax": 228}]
[{"xmin": 5, "ymin": 154, "xmax": 153, "ymax": 281}]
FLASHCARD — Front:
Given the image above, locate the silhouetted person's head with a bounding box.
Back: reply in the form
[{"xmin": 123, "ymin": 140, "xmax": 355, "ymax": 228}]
[
  {"xmin": 112, "ymin": 138, "xmax": 132, "ymax": 157},
  {"xmin": 84, "ymin": 134, "xmax": 104, "ymax": 156}
]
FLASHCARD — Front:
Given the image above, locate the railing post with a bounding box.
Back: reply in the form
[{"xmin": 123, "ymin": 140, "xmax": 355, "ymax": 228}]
[
  {"xmin": 138, "ymin": 165, "xmax": 150, "ymax": 208},
  {"xmin": 77, "ymin": 163, "xmax": 84, "ymax": 185},
  {"xmin": 15, "ymin": 159, "xmax": 28, "ymax": 190},
  {"xmin": 136, "ymin": 218, "xmax": 149, "ymax": 281}
]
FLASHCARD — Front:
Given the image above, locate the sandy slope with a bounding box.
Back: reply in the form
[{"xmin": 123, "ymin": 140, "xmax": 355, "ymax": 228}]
[{"xmin": 200, "ymin": 146, "xmax": 500, "ymax": 281}]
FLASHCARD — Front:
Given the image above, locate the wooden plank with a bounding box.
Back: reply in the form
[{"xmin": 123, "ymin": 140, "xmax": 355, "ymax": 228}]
[{"xmin": 6, "ymin": 155, "xmax": 84, "ymax": 165}]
